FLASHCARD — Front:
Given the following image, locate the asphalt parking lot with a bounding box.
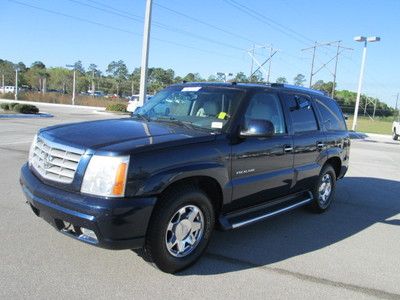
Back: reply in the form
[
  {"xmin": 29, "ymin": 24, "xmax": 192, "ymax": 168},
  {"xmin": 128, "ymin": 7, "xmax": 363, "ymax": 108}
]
[{"xmin": 1, "ymin": 102, "xmax": 399, "ymax": 299}]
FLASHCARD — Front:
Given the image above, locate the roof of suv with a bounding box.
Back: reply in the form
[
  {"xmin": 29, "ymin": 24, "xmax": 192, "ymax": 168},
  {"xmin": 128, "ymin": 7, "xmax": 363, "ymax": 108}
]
[{"xmin": 171, "ymin": 82, "xmax": 327, "ymax": 97}]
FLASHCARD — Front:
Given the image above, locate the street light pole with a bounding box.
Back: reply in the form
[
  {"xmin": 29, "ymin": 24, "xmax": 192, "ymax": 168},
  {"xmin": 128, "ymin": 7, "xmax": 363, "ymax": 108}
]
[
  {"xmin": 72, "ymin": 69, "xmax": 76, "ymax": 105},
  {"xmin": 139, "ymin": 0, "xmax": 153, "ymax": 107},
  {"xmin": 15, "ymin": 68, "xmax": 19, "ymax": 100},
  {"xmin": 66, "ymin": 64, "xmax": 76, "ymax": 105},
  {"xmin": 351, "ymin": 36, "xmax": 380, "ymax": 131}
]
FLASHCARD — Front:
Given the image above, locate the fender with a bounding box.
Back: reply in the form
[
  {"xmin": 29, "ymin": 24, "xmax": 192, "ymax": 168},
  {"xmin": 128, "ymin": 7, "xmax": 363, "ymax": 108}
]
[{"xmin": 131, "ymin": 161, "xmax": 232, "ymax": 204}]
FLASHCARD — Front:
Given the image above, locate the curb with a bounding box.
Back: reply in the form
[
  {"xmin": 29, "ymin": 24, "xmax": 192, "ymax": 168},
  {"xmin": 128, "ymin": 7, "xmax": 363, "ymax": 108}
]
[
  {"xmin": 0, "ymin": 113, "xmax": 54, "ymax": 119},
  {"xmin": 0, "ymin": 99, "xmax": 106, "ymax": 110}
]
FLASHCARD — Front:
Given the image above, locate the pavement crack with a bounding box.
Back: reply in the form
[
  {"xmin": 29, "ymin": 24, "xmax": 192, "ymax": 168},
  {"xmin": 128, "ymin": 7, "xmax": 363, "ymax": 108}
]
[{"xmin": 205, "ymin": 252, "xmax": 400, "ymax": 300}]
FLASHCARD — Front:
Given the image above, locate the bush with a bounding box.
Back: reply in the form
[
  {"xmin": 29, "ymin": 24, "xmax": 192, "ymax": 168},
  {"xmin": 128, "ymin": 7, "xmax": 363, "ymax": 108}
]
[
  {"xmin": 12, "ymin": 104, "xmax": 39, "ymax": 114},
  {"xmin": 8, "ymin": 102, "xmax": 18, "ymax": 109},
  {"xmin": 0, "ymin": 103, "xmax": 9, "ymax": 110},
  {"xmin": 106, "ymin": 103, "xmax": 127, "ymax": 112}
]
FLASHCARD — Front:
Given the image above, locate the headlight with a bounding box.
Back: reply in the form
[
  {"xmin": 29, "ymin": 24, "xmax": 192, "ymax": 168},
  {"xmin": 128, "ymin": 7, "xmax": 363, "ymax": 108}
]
[
  {"xmin": 81, "ymin": 155, "xmax": 130, "ymax": 197},
  {"xmin": 28, "ymin": 134, "xmax": 38, "ymax": 166}
]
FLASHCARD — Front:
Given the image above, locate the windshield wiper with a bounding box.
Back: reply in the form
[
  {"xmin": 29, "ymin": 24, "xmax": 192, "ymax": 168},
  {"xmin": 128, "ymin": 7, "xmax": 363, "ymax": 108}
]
[
  {"xmin": 131, "ymin": 113, "xmax": 150, "ymax": 122},
  {"xmin": 152, "ymin": 116, "xmax": 196, "ymax": 130}
]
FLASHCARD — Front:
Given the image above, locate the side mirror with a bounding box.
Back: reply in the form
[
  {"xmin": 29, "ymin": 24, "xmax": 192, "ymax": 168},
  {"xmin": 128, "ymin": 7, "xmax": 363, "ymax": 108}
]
[{"xmin": 240, "ymin": 119, "xmax": 275, "ymax": 138}]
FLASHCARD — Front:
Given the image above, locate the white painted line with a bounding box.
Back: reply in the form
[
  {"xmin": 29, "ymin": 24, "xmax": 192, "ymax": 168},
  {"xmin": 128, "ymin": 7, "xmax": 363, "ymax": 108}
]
[
  {"xmin": 0, "ymin": 99, "xmax": 106, "ymax": 110},
  {"xmin": 0, "ymin": 140, "xmax": 32, "ymax": 146}
]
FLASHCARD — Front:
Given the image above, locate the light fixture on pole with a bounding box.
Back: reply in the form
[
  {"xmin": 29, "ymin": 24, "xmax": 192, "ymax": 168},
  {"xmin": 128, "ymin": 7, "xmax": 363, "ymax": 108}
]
[
  {"xmin": 351, "ymin": 36, "xmax": 380, "ymax": 131},
  {"xmin": 66, "ymin": 64, "xmax": 76, "ymax": 105}
]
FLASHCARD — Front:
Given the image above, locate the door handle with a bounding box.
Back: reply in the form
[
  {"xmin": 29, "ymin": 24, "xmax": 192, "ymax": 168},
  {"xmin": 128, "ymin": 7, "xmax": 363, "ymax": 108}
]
[
  {"xmin": 317, "ymin": 142, "xmax": 325, "ymax": 150},
  {"xmin": 284, "ymin": 145, "xmax": 293, "ymax": 153}
]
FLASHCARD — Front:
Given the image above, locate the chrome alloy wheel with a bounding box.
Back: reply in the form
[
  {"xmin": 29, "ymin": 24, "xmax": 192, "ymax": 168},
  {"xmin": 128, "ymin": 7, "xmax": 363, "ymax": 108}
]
[
  {"xmin": 165, "ymin": 205, "xmax": 205, "ymax": 258},
  {"xmin": 318, "ymin": 173, "xmax": 332, "ymax": 206}
]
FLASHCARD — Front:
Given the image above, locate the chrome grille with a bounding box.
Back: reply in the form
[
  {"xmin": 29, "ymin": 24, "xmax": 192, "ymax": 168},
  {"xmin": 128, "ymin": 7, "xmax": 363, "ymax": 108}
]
[{"xmin": 30, "ymin": 136, "xmax": 84, "ymax": 184}]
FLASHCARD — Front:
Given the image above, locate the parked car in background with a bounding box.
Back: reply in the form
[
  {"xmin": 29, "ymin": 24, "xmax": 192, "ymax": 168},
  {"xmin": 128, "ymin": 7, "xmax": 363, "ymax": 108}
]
[
  {"xmin": 0, "ymin": 86, "xmax": 16, "ymax": 94},
  {"xmin": 127, "ymin": 94, "xmax": 151, "ymax": 112},
  {"xmin": 392, "ymin": 119, "xmax": 400, "ymax": 140}
]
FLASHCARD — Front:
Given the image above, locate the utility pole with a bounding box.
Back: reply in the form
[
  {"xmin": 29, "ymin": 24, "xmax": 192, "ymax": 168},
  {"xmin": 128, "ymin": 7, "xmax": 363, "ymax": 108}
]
[
  {"xmin": 302, "ymin": 41, "xmax": 352, "ymax": 91},
  {"xmin": 372, "ymin": 98, "xmax": 377, "ymax": 119},
  {"xmin": 395, "ymin": 93, "xmax": 399, "ymax": 121},
  {"xmin": 331, "ymin": 41, "xmax": 341, "ymax": 98},
  {"xmin": 247, "ymin": 44, "xmax": 278, "ymax": 81},
  {"xmin": 249, "ymin": 44, "xmax": 255, "ymax": 77},
  {"xmin": 72, "ymin": 69, "xmax": 76, "ymax": 105},
  {"xmin": 14, "ymin": 68, "xmax": 19, "ymax": 100},
  {"xmin": 1, "ymin": 74, "xmax": 4, "ymax": 94},
  {"xmin": 139, "ymin": 0, "xmax": 153, "ymax": 107},
  {"xmin": 91, "ymin": 69, "xmax": 95, "ymax": 97},
  {"xmin": 267, "ymin": 45, "xmax": 273, "ymax": 83},
  {"xmin": 309, "ymin": 42, "xmax": 317, "ymax": 88},
  {"xmin": 66, "ymin": 64, "xmax": 76, "ymax": 105}
]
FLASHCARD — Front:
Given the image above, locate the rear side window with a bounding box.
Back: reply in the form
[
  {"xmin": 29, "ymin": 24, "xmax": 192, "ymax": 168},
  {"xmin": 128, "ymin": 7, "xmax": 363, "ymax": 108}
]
[
  {"xmin": 283, "ymin": 93, "xmax": 319, "ymax": 133},
  {"xmin": 315, "ymin": 97, "xmax": 346, "ymax": 131}
]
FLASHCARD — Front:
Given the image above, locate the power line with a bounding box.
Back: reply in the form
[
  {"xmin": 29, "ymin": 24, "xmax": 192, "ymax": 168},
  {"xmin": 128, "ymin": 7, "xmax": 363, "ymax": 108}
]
[
  {"xmin": 7, "ymin": 0, "xmax": 243, "ymax": 61},
  {"xmin": 153, "ymin": 2, "xmax": 257, "ymax": 44},
  {"xmin": 69, "ymin": 0, "xmax": 245, "ymax": 51},
  {"xmin": 222, "ymin": 0, "xmax": 310, "ymax": 46}
]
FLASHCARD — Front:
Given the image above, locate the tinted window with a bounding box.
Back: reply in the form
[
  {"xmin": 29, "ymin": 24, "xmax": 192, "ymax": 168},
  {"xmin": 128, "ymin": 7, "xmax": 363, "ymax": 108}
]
[
  {"xmin": 315, "ymin": 97, "xmax": 346, "ymax": 131},
  {"xmin": 244, "ymin": 92, "xmax": 286, "ymax": 134},
  {"xmin": 284, "ymin": 93, "xmax": 319, "ymax": 133},
  {"xmin": 136, "ymin": 87, "xmax": 243, "ymax": 131}
]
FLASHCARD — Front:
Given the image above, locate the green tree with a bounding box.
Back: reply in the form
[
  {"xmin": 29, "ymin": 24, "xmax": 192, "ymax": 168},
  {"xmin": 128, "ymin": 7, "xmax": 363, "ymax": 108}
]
[
  {"xmin": 183, "ymin": 72, "xmax": 202, "ymax": 82},
  {"xmin": 47, "ymin": 67, "xmax": 70, "ymax": 92},
  {"xmin": 276, "ymin": 76, "xmax": 288, "ymax": 83},
  {"xmin": 234, "ymin": 72, "xmax": 248, "ymax": 82},
  {"xmin": 312, "ymin": 80, "xmax": 335, "ymax": 94},
  {"xmin": 249, "ymin": 70, "xmax": 264, "ymax": 83},
  {"xmin": 107, "ymin": 60, "xmax": 128, "ymax": 95},
  {"xmin": 293, "ymin": 74, "xmax": 306, "ymax": 86},
  {"xmin": 0, "ymin": 60, "xmax": 16, "ymax": 86}
]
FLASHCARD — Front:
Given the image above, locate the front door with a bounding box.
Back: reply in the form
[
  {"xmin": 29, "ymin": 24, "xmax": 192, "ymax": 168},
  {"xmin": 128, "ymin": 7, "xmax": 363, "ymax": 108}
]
[{"xmin": 230, "ymin": 91, "xmax": 294, "ymax": 211}]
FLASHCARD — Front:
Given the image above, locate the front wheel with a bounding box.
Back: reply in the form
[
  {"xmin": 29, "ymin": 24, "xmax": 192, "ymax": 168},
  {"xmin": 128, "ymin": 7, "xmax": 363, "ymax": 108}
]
[
  {"xmin": 140, "ymin": 186, "xmax": 215, "ymax": 273},
  {"xmin": 309, "ymin": 165, "xmax": 336, "ymax": 213}
]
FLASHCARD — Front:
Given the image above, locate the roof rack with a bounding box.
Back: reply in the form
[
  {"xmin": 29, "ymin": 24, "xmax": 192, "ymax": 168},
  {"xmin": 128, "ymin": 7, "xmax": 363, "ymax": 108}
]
[{"xmin": 270, "ymin": 83, "xmax": 325, "ymax": 95}]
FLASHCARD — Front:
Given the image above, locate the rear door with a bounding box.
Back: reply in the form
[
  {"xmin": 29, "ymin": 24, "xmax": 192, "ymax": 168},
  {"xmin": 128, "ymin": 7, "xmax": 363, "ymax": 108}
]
[
  {"xmin": 230, "ymin": 91, "xmax": 294, "ymax": 211},
  {"xmin": 281, "ymin": 92, "xmax": 326, "ymax": 192}
]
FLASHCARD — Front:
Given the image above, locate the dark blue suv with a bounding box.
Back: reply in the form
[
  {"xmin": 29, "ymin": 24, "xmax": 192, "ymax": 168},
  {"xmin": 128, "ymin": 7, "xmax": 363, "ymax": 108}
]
[{"xmin": 20, "ymin": 82, "xmax": 350, "ymax": 273}]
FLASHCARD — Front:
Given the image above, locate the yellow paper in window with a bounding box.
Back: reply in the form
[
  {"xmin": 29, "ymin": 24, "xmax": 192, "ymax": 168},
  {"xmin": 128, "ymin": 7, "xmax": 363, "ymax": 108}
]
[{"xmin": 217, "ymin": 112, "xmax": 227, "ymax": 119}]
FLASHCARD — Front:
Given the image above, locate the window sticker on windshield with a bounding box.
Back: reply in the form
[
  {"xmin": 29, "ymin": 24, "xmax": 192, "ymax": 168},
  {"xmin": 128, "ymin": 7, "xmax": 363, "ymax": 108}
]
[
  {"xmin": 211, "ymin": 122, "xmax": 223, "ymax": 129},
  {"xmin": 217, "ymin": 112, "xmax": 227, "ymax": 119},
  {"xmin": 181, "ymin": 87, "xmax": 201, "ymax": 92}
]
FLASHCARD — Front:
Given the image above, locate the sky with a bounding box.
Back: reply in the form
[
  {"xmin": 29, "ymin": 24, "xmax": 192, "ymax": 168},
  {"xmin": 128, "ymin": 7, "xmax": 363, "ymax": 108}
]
[{"xmin": 1, "ymin": 0, "xmax": 399, "ymax": 107}]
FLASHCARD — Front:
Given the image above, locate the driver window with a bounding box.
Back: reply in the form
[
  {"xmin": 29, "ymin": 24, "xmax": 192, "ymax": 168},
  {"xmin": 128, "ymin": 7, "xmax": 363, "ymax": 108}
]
[{"xmin": 245, "ymin": 93, "xmax": 286, "ymax": 134}]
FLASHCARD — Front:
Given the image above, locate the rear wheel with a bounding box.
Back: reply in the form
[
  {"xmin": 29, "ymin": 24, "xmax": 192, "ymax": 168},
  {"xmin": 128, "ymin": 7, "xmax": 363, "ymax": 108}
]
[
  {"xmin": 393, "ymin": 129, "xmax": 399, "ymax": 140},
  {"xmin": 309, "ymin": 164, "xmax": 336, "ymax": 213},
  {"xmin": 140, "ymin": 185, "xmax": 214, "ymax": 273}
]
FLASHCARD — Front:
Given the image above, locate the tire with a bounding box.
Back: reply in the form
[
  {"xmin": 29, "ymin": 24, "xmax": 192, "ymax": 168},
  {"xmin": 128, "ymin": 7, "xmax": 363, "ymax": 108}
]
[
  {"xmin": 309, "ymin": 164, "xmax": 336, "ymax": 213},
  {"xmin": 140, "ymin": 185, "xmax": 215, "ymax": 273},
  {"xmin": 393, "ymin": 130, "xmax": 399, "ymax": 141}
]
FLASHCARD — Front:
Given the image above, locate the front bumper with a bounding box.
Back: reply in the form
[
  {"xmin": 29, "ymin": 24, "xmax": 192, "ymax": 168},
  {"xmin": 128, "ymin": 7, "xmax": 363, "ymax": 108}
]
[{"xmin": 20, "ymin": 163, "xmax": 156, "ymax": 250}]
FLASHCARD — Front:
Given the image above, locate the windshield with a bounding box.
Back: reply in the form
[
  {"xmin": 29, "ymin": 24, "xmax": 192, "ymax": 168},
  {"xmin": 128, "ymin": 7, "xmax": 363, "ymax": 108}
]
[{"xmin": 135, "ymin": 86, "xmax": 244, "ymax": 131}]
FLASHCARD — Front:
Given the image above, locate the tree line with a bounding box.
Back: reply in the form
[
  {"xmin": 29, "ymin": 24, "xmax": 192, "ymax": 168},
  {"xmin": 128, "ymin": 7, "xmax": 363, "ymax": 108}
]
[{"xmin": 0, "ymin": 58, "xmax": 395, "ymax": 116}]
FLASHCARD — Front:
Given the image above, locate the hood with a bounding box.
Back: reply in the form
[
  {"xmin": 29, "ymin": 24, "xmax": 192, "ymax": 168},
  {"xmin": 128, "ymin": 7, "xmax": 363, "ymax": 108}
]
[{"xmin": 40, "ymin": 118, "xmax": 215, "ymax": 154}]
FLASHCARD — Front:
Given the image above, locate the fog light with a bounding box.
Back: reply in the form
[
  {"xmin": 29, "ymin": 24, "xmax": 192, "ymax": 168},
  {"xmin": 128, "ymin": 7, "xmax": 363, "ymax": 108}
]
[{"xmin": 80, "ymin": 227, "xmax": 98, "ymax": 242}]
